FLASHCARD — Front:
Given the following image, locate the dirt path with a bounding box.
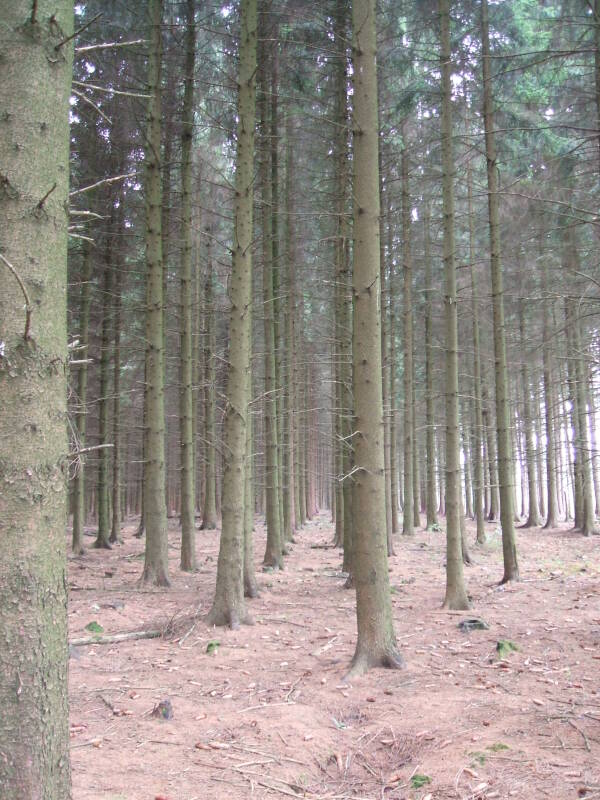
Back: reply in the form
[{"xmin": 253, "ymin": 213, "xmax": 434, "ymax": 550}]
[{"xmin": 68, "ymin": 514, "xmax": 600, "ymax": 800}]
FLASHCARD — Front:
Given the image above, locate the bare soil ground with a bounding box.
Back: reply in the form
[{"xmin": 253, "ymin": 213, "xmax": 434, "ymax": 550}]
[{"xmin": 68, "ymin": 514, "xmax": 600, "ymax": 800}]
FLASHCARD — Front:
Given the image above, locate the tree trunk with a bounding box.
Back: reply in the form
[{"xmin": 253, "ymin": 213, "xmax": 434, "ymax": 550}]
[
  {"xmin": 540, "ymin": 237, "xmax": 558, "ymax": 528},
  {"xmin": 388, "ymin": 195, "xmax": 399, "ymax": 535},
  {"xmin": 481, "ymin": 0, "xmax": 519, "ymax": 582},
  {"xmin": 259, "ymin": 32, "xmax": 283, "ymax": 569},
  {"xmin": 283, "ymin": 114, "xmax": 297, "ymax": 539},
  {"xmin": 179, "ymin": 0, "xmax": 197, "ymax": 571},
  {"xmin": 440, "ymin": 0, "xmax": 469, "ymax": 609},
  {"xmin": 401, "ymin": 145, "xmax": 414, "ymax": 536},
  {"xmin": 519, "ymin": 300, "xmax": 541, "ymax": 527},
  {"xmin": 201, "ymin": 239, "xmax": 218, "ymax": 530},
  {"xmin": 348, "ymin": 0, "xmax": 403, "ymax": 676},
  {"xmin": 94, "ymin": 227, "xmax": 114, "ymax": 549},
  {"xmin": 0, "ymin": 2, "xmax": 73, "ymax": 795},
  {"xmin": 423, "ymin": 202, "xmax": 438, "ymax": 529},
  {"xmin": 110, "ymin": 218, "xmax": 124, "ymax": 544},
  {"xmin": 567, "ymin": 298, "xmax": 596, "ymax": 535},
  {"xmin": 466, "ymin": 163, "xmax": 485, "ymax": 544},
  {"xmin": 141, "ymin": 0, "xmax": 170, "ymax": 586},
  {"xmin": 73, "ymin": 242, "xmax": 92, "ymax": 554},
  {"xmin": 207, "ymin": 0, "xmax": 257, "ymax": 627}
]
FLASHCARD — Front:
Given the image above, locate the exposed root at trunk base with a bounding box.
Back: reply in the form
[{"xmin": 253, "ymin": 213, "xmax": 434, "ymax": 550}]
[
  {"xmin": 442, "ymin": 593, "xmax": 470, "ymax": 611},
  {"xmin": 93, "ymin": 538, "xmax": 111, "ymax": 550},
  {"xmin": 206, "ymin": 606, "xmax": 254, "ymax": 630},
  {"xmin": 345, "ymin": 647, "xmax": 405, "ymax": 680},
  {"xmin": 499, "ymin": 571, "xmax": 520, "ymax": 585},
  {"xmin": 138, "ymin": 568, "xmax": 170, "ymax": 588}
]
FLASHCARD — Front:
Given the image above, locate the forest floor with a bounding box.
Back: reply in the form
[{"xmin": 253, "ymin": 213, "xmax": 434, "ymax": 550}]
[{"xmin": 68, "ymin": 513, "xmax": 600, "ymax": 800}]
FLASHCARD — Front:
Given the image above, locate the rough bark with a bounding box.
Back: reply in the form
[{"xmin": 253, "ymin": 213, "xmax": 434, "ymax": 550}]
[
  {"xmin": 141, "ymin": 0, "xmax": 170, "ymax": 586},
  {"xmin": 481, "ymin": 0, "xmax": 519, "ymax": 582},
  {"xmin": 94, "ymin": 230, "xmax": 114, "ymax": 550},
  {"xmin": 467, "ymin": 165, "xmax": 486, "ymax": 544},
  {"xmin": 207, "ymin": 0, "xmax": 257, "ymax": 627},
  {"xmin": 283, "ymin": 114, "xmax": 297, "ymax": 540},
  {"xmin": 423, "ymin": 201, "xmax": 438, "ymax": 529},
  {"xmin": 540, "ymin": 231, "xmax": 558, "ymax": 528},
  {"xmin": 0, "ymin": 2, "xmax": 73, "ymax": 796},
  {"xmin": 260, "ymin": 31, "xmax": 283, "ymax": 570},
  {"xmin": 401, "ymin": 145, "xmax": 414, "ymax": 536},
  {"xmin": 348, "ymin": 0, "xmax": 403, "ymax": 676},
  {"xmin": 110, "ymin": 219, "xmax": 124, "ymax": 544},
  {"xmin": 179, "ymin": 0, "xmax": 197, "ymax": 571},
  {"xmin": 440, "ymin": 0, "xmax": 469, "ymax": 609},
  {"xmin": 201, "ymin": 238, "xmax": 218, "ymax": 530},
  {"xmin": 519, "ymin": 300, "xmax": 541, "ymax": 528},
  {"xmin": 73, "ymin": 242, "xmax": 92, "ymax": 554}
]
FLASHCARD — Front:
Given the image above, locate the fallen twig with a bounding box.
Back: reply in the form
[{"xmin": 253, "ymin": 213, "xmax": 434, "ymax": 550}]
[{"xmin": 70, "ymin": 629, "xmax": 161, "ymax": 647}]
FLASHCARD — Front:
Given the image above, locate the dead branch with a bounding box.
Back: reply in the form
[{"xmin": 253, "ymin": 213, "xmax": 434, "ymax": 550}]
[
  {"xmin": 0, "ymin": 253, "xmax": 32, "ymax": 340},
  {"xmin": 70, "ymin": 629, "xmax": 161, "ymax": 647}
]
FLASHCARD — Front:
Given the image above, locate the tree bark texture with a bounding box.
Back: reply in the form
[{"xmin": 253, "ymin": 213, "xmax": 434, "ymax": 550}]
[
  {"xmin": 141, "ymin": 0, "xmax": 170, "ymax": 586},
  {"xmin": 208, "ymin": 0, "xmax": 257, "ymax": 627},
  {"xmin": 481, "ymin": 0, "xmax": 519, "ymax": 581},
  {"xmin": 440, "ymin": 0, "xmax": 469, "ymax": 609},
  {"xmin": 348, "ymin": 0, "xmax": 402, "ymax": 676},
  {"xmin": 0, "ymin": 2, "xmax": 74, "ymax": 796}
]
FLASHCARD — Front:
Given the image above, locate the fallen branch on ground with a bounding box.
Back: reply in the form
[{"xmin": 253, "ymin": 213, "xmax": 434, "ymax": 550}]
[{"xmin": 70, "ymin": 629, "xmax": 161, "ymax": 647}]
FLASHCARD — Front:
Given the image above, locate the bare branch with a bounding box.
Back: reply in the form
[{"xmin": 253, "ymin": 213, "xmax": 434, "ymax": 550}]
[
  {"xmin": 55, "ymin": 12, "xmax": 103, "ymax": 51},
  {"xmin": 69, "ymin": 172, "xmax": 137, "ymax": 198},
  {"xmin": 0, "ymin": 253, "xmax": 32, "ymax": 340},
  {"xmin": 72, "ymin": 79, "xmax": 150, "ymax": 99},
  {"xmin": 71, "ymin": 88, "xmax": 112, "ymax": 125},
  {"xmin": 76, "ymin": 39, "xmax": 146, "ymax": 54}
]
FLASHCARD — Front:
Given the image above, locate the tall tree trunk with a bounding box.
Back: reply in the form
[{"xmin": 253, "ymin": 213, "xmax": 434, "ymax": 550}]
[
  {"xmin": 284, "ymin": 113, "xmax": 297, "ymax": 538},
  {"xmin": 244, "ymin": 392, "xmax": 259, "ymax": 597},
  {"xmin": 380, "ymin": 149, "xmax": 393, "ymax": 554},
  {"xmin": 201, "ymin": 239, "xmax": 218, "ymax": 529},
  {"xmin": 519, "ymin": 300, "xmax": 541, "ymax": 527},
  {"xmin": 462, "ymin": 420, "xmax": 474, "ymax": 519},
  {"xmin": 179, "ymin": 0, "xmax": 197, "ymax": 571},
  {"xmin": 467, "ymin": 165, "xmax": 486, "ymax": 543},
  {"xmin": 141, "ymin": 0, "xmax": 169, "ymax": 586},
  {"xmin": 333, "ymin": 6, "xmax": 347, "ymax": 548},
  {"xmin": 589, "ymin": 378, "xmax": 600, "ymax": 516},
  {"xmin": 260, "ymin": 31, "xmax": 283, "ymax": 569},
  {"xmin": 412, "ymin": 352, "xmax": 421, "ymax": 528},
  {"xmin": 0, "ymin": 2, "xmax": 73, "ymax": 794},
  {"xmin": 440, "ymin": 0, "xmax": 469, "ymax": 609},
  {"xmin": 401, "ymin": 145, "xmax": 414, "ymax": 536},
  {"xmin": 423, "ymin": 201, "xmax": 438, "ymax": 529},
  {"xmin": 94, "ymin": 228, "xmax": 114, "ymax": 549},
  {"xmin": 110, "ymin": 224, "xmax": 124, "ymax": 544},
  {"xmin": 567, "ymin": 298, "xmax": 596, "ymax": 535},
  {"xmin": 534, "ymin": 391, "xmax": 546, "ymax": 519},
  {"xmin": 540, "ymin": 240, "xmax": 558, "ymax": 527},
  {"xmin": 348, "ymin": 0, "xmax": 403, "ymax": 676},
  {"xmin": 270, "ymin": 34, "xmax": 286, "ymax": 545},
  {"xmin": 481, "ymin": 0, "xmax": 519, "ymax": 581},
  {"xmin": 73, "ymin": 242, "xmax": 92, "ymax": 554},
  {"xmin": 388, "ymin": 197, "xmax": 399, "ymax": 535},
  {"xmin": 208, "ymin": 0, "xmax": 257, "ymax": 626}
]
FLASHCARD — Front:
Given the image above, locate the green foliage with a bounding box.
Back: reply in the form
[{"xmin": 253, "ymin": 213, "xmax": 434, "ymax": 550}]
[
  {"xmin": 496, "ymin": 640, "xmax": 519, "ymax": 658},
  {"xmin": 206, "ymin": 640, "xmax": 220, "ymax": 655},
  {"xmin": 410, "ymin": 774, "xmax": 432, "ymax": 789},
  {"xmin": 85, "ymin": 621, "xmax": 103, "ymax": 633},
  {"xmin": 470, "ymin": 751, "xmax": 486, "ymax": 765},
  {"xmin": 487, "ymin": 742, "xmax": 510, "ymax": 752}
]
